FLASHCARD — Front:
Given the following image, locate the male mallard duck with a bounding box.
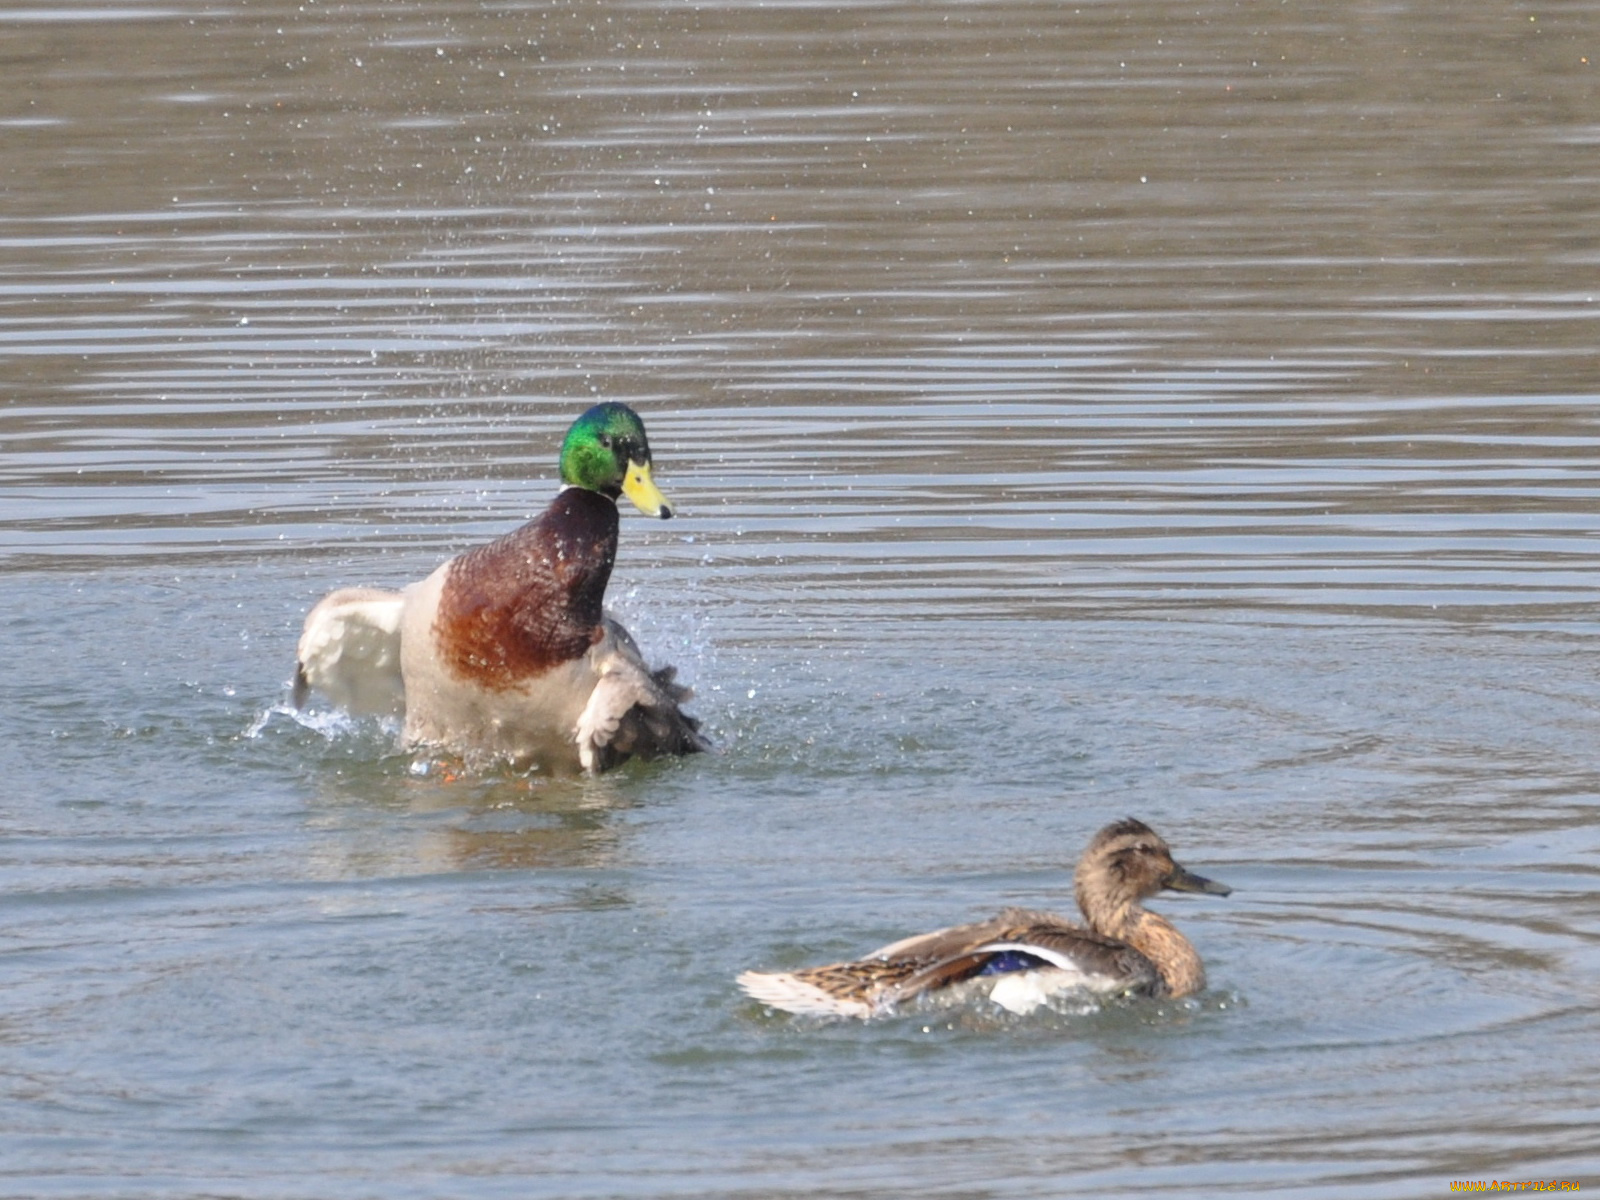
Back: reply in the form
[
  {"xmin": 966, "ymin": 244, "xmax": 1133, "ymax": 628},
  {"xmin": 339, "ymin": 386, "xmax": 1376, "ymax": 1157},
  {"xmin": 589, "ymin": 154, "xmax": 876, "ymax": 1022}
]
[
  {"xmin": 738, "ymin": 818, "xmax": 1230, "ymax": 1018},
  {"xmin": 293, "ymin": 402, "xmax": 709, "ymax": 774}
]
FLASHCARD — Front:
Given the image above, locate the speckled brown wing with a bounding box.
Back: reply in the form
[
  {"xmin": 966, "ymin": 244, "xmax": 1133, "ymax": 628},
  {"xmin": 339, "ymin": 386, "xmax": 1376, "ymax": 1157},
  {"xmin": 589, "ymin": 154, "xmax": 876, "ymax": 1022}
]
[
  {"xmin": 790, "ymin": 958, "xmax": 926, "ymax": 1008},
  {"xmin": 865, "ymin": 907, "xmax": 1071, "ymax": 962},
  {"xmin": 738, "ymin": 918, "xmax": 1036, "ymax": 1017},
  {"xmin": 870, "ymin": 907, "xmax": 1165, "ymax": 1005},
  {"xmin": 737, "ymin": 956, "xmax": 927, "ymax": 1017},
  {"xmin": 739, "ymin": 906, "xmax": 1166, "ymax": 1018}
]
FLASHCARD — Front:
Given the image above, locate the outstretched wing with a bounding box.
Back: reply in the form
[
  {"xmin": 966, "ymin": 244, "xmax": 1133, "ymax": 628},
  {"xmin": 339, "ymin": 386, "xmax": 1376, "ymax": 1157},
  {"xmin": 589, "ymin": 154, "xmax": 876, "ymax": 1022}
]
[
  {"xmin": 737, "ymin": 966, "xmax": 894, "ymax": 1019},
  {"xmin": 742, "ymin": 907, "xmax": 1163, "ymax": 1019},
  {"xmin": 865, "ymin": 908, "xmax": 1069, "ymax": 962},
  {"xmin": 573, "ymin": 615, "xmax": 710, "ymax": 772},
  {"xmin": 294, "ymin": 586, "xmax": 407, "ymax": 717}
]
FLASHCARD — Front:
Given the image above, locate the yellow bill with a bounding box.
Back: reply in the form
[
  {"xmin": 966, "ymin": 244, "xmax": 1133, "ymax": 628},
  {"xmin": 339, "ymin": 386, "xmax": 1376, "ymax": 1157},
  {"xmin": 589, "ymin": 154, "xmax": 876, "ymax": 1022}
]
[{"xmin": 622, "ymin": 459, "xmax": 674, "ymax": 519}]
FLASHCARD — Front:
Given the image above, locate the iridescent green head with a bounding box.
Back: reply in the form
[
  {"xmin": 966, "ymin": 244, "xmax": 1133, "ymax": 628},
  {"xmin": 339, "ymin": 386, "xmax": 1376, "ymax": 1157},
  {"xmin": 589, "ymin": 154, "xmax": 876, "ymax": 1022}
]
[{"xmin": 558, "ymin": 402, "xmax": 673, "ymax": 519}]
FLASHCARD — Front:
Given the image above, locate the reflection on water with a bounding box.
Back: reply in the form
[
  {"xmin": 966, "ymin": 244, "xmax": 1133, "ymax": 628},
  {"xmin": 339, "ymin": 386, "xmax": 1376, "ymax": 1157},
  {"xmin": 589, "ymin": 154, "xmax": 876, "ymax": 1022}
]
[
  {"xmin": 309, "ymin": 752, "xmax": 634, "ymax": 875},
  {"xmin": 243, "ymin": 703, "xmax": 641, "ymax": 874},
  {"xmin": 3, "ymin": 0, "xmax": 1600, "ymax": 1196}
]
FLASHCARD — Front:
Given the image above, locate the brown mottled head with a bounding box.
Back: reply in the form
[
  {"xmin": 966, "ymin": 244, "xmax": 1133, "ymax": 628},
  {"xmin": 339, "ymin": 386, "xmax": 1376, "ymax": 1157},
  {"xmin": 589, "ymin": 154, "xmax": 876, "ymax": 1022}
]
[{"xmin": 1074, "ymin": 818, "xmax": 1231, "ymax": 924}]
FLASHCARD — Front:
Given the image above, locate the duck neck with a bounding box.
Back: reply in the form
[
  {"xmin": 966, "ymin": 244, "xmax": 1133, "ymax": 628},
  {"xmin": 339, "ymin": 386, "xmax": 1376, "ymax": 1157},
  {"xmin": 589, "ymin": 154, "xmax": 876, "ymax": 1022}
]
[{"xmin": 1079, "ymin": 893, "xmax": 1206, "ymax": 998}]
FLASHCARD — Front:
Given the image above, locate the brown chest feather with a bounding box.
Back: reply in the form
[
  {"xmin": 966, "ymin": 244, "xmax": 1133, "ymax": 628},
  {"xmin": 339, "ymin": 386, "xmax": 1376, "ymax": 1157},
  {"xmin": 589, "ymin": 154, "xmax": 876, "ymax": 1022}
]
[{"xmin": 432, "ymin": 489, "xmax": 619, "ymax": 689}]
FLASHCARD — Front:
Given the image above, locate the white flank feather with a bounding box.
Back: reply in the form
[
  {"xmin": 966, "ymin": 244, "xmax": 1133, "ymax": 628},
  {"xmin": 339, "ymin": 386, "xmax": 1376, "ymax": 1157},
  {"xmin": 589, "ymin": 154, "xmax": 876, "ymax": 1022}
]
[
  {"xmin": 986, "ymin": 970, "xmax": 1070, "ymax": 1015},
  {"xmin": 982, "ymin": 959, "xmax": 1127, "ymax": 1016}
]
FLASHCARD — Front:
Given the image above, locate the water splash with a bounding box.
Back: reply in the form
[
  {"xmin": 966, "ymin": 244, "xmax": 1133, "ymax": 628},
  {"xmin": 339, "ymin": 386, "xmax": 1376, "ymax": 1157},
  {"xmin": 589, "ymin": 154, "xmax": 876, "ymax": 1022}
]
[{"xmin": 243, "ymin": 699, "xmax": 399, "ymax": 743}]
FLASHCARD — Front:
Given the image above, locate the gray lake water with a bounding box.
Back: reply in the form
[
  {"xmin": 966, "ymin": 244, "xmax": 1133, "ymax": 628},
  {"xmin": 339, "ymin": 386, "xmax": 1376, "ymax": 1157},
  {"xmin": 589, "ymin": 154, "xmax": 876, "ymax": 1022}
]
[{"xmin": 3, "ymin": 2, "xmax": 1600, "ymax": 1196}]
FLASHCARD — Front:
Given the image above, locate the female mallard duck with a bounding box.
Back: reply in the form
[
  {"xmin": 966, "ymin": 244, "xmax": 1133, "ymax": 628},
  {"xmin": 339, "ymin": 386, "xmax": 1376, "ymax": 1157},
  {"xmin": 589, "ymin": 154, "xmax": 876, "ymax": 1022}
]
[
  {"xmin": 738, "ymin": 818, "xmax": 1230, "ymax": 1018},
  {"xmin": 292, "ymin": 402, "xmax": 709, "ymax": 774}
]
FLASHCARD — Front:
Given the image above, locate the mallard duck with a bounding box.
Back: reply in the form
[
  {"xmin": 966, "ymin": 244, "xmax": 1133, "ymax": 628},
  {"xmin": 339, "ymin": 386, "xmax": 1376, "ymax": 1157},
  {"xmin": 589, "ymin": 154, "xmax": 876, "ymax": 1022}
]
[
  {"xmin": 737, "ymin": 818, "xmax": 1230, "ymax": 1018},
  {"xmin": 293, "ymin": 402, "xmax": 709, "ymax": 774}
]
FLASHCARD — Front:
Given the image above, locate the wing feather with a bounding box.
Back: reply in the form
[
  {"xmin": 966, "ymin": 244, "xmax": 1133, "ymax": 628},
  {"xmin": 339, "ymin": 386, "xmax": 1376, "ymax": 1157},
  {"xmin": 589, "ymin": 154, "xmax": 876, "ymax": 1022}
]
[
  {"xmin": 736, "ymin": 970, "xmax": 876, "ymax": 1019},
  {"xmin": 793, "ymin": 908, "xmax": 1164, "ymax": 1016},
  {"xmin": 574, "ymin": 616, "xmax": 710, "ymax": 772},
  {"xmin": 294, "ymin": 587, "xmax": 407, "ymax": 717}
]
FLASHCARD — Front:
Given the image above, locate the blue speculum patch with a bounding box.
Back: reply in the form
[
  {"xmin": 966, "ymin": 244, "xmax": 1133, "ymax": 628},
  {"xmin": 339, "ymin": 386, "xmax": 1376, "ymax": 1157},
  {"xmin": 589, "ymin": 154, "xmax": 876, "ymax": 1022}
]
[{"xmin": 975, "ymin": 950, "xmax": 1051, "ymax": 976}]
